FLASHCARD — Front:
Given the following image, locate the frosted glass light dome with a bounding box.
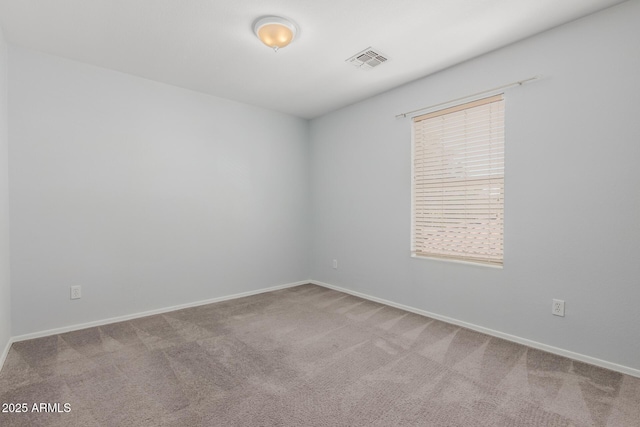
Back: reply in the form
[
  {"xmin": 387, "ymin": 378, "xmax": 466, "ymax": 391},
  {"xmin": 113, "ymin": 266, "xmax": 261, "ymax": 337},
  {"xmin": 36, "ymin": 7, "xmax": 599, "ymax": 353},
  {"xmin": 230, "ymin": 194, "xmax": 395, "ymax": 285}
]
[{"xmin": 254, "ymin": 16, "xmax": 297, "ymax": 52}]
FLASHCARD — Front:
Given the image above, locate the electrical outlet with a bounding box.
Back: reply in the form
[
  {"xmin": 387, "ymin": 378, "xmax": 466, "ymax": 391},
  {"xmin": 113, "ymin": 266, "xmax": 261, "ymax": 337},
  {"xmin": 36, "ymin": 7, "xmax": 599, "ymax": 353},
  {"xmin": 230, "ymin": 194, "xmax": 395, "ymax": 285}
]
[
  {"xmin": 332, "ymin": 259, "xmax": 338, "ymax": 269},
  {"xmin": 552, "ymin": 299, "xmax": 565, "ymax": 317},
  {"xmin": 70, "ymin": 285, "xmax": 82, "ymax": 300}
]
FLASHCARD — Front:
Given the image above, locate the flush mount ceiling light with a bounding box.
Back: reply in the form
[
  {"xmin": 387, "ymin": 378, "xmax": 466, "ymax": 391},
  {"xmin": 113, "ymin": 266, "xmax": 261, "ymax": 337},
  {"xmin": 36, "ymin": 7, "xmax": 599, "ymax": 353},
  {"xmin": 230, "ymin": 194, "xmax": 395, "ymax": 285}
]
[{"xmin": 254, "ymin": 16, "xmax": 297, "ymax": 52}]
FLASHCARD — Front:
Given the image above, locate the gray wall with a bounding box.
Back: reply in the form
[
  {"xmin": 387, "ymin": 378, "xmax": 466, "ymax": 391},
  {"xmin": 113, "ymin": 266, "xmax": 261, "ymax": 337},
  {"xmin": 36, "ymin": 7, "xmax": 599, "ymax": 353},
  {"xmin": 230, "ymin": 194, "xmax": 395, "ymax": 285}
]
[
  {"xmin": 9, "ymin": 47, "xmax": 310, "ymax": 335},
  {"xmin": 309, "ymin": 0, "xmax": 640, "ymax": 370},
  {"xmin": 0, "ymin": 27, "xmax": 10, "ymax": 355}
]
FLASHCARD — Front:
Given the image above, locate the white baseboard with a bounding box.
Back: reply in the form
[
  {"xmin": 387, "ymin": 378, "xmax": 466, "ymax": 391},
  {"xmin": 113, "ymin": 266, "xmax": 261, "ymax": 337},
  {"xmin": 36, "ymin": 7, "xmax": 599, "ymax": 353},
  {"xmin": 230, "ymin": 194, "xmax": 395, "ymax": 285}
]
[
  {"xmin": 310, "ymin": 280, "xmax": 640, "ymax": 379},
  {"xmin": 0, "ymin": 336, "xmax": 11, "ymax": 372},
  {"xmin": 10, "ymin": 280, "xmax": 309, "ymax": 344}
]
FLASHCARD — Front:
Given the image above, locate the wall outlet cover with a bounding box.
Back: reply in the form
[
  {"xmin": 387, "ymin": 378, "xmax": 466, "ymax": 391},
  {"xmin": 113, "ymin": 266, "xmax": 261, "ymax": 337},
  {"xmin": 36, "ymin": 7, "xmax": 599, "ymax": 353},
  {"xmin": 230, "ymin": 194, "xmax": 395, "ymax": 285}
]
[{"xmin": 552, "ymin": 299, "xmax": 565, "ymax": 317}]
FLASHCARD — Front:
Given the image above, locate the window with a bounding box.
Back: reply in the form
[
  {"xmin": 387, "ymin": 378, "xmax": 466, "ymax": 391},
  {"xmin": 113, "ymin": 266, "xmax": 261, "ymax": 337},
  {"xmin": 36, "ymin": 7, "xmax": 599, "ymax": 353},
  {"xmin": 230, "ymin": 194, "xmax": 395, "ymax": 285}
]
[{"xmin": 411, "ymin": 94, "xmax": 504, "ymax": 266}]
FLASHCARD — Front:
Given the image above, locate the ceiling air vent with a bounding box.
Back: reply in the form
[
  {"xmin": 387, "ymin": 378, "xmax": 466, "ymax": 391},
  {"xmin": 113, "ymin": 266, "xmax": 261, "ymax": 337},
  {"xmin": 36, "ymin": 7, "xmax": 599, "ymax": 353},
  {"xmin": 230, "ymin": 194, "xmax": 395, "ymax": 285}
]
[{"xmin": 346, "ymin": 47, "xmax": 389, "ymax": 69}]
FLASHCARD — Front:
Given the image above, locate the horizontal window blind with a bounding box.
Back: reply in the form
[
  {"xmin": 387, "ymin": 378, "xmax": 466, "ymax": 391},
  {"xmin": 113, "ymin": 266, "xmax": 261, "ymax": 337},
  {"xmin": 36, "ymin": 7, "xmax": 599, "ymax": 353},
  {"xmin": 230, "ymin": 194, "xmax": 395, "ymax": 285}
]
[{"xmin": 412, "ymin": 94, "xmax": 504, "ymax": 266}]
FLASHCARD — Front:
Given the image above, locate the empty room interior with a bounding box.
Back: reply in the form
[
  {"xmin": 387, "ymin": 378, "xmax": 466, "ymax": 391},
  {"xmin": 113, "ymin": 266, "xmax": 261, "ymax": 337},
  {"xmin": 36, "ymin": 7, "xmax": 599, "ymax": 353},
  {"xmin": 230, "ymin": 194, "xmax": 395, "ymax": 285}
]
[{"xmin": 0, "ymin": 0, "xmax": 639, "ymax": 426}]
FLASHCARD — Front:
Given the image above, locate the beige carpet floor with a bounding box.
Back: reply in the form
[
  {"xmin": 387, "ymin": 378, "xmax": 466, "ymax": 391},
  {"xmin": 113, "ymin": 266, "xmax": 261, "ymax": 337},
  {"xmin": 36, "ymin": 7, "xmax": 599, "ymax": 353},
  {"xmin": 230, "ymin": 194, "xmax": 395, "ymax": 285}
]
[{"xmin": 0, "ymin": 284, "xmax": 639, "ymax": 426}]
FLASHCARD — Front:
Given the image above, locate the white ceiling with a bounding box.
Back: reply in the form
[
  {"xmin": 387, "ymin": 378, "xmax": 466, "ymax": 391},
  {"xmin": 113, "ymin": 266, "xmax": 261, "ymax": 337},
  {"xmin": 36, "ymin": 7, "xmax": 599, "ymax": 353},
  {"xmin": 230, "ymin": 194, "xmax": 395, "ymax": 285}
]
[{"xmin": 0, "ymin": 0, "xmax": 626, "ymax": 119}]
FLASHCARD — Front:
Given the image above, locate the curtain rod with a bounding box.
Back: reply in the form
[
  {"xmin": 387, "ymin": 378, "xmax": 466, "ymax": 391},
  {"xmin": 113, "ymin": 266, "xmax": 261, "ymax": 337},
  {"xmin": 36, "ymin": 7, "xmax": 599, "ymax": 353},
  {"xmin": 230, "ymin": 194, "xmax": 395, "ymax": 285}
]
[{"xmin": 395, "ymin": 75, "xmax": 541, "ymax": 119}]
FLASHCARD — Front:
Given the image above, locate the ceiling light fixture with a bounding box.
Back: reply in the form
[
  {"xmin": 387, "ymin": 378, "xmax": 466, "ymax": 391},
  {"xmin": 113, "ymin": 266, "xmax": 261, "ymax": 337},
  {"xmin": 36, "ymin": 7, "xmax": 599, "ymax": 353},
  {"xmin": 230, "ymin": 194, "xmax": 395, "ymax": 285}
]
[{"xmin": 254, "ymin": 16, "xmax": 297, "ymax": 52}]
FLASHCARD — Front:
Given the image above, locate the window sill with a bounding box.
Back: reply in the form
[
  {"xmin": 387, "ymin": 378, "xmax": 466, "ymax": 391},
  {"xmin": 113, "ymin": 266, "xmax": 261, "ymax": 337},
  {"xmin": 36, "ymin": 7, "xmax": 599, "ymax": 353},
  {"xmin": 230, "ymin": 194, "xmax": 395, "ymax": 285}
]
[{"xmin": 411, "ymin": 253, "xmax": 503, "ymax": 269}]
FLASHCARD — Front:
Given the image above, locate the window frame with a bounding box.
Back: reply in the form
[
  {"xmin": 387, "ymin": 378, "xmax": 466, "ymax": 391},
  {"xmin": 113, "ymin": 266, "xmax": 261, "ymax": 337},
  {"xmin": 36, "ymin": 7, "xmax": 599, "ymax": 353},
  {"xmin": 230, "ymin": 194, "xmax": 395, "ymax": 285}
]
[{"xmin": 410, "ymin": 94, "xmax": 505, "ymax": 268}]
